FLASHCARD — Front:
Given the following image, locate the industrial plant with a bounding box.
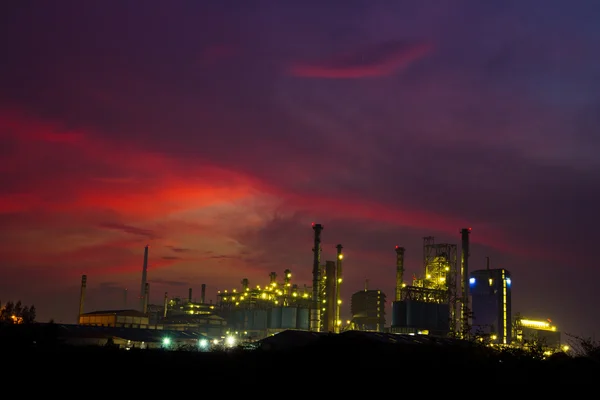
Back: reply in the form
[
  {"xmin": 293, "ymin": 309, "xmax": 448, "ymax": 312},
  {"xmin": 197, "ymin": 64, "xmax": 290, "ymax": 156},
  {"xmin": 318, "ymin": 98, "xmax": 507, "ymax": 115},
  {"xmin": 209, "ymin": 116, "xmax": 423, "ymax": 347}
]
[{"xmin": 73, "ymin": 223, "xmax": 566, "ymax": 352}]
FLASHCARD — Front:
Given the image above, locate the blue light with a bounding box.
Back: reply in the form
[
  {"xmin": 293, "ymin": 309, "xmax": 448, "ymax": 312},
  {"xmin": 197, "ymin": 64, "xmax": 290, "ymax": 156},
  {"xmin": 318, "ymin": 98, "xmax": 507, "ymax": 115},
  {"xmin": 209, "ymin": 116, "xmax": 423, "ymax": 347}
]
[
  {"xmin": 469, "ymin": 277, "xmax": 475, "ymax": 285},
  {"xmin": 506, "ymin": 278, "xmax": 511, "ymax": 286}
]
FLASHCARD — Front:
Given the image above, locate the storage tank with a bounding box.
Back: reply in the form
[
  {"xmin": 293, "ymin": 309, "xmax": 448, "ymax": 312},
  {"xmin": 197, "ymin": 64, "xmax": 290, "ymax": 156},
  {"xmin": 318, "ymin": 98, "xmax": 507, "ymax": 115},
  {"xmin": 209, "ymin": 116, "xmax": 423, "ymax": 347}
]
[
  {"xmin": 281, "ymin": 307, "xmax": 298, "ymax": 329},
  {"xmin": 269, "ymin": 307, "xmax": 283, "ymax": 329},
  {"xmin": 296, "ymin": 307, "xmax": 310, "ymax": 330}
]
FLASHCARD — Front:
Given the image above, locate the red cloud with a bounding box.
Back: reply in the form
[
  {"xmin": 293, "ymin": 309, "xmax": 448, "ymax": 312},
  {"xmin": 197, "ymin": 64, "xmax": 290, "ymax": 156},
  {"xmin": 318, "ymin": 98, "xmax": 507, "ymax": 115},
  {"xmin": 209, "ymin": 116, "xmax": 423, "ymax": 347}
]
[{"xmin": 288, "ymin": 40, "xmax": 433, "ymax": 79}]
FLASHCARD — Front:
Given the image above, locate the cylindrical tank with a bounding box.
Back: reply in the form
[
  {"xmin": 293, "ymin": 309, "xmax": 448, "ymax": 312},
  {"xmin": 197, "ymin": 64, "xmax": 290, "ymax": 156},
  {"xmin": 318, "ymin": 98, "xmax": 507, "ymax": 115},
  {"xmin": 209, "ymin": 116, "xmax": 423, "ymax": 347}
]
[
  {"xmin": 269, "ymin": 307, "xmax": 283, "ymax": 329},
  {"xmin": 281, "ymin": 307, "xmax": 298, "ymax": 329},
  {"xmin": 296, "ymin": 308, "xmax": 310, "ymax": 330}
]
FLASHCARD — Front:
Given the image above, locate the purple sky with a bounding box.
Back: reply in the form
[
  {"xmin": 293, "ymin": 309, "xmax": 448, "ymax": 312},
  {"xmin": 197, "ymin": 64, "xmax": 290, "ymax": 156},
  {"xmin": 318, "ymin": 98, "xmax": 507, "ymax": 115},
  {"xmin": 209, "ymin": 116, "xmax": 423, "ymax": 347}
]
[{"xmin": 1, "ymin": 1, "xmax": 599, "ymax": 337}]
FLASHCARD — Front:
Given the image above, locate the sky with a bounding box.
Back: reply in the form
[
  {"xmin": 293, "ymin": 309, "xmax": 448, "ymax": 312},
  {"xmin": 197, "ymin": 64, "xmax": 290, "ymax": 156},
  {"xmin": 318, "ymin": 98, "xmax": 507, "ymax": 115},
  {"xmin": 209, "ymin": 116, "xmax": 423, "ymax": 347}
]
[{"xmin": 1, "ymin": 0, "xmax": 599, "ymax": 338}]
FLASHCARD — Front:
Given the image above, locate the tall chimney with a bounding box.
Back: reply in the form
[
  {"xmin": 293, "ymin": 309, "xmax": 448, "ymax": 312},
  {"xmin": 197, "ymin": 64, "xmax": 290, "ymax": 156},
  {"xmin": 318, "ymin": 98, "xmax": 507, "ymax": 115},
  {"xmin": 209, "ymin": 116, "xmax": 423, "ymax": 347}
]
[
  {"xmin": 311, "ymin": 223, "xmax": 323, "ymax": 332},
  {"xmin": 163, "ymin": 292, "xmax": 168, "ymax": 318},
  {"xmin": 143, "ymin": 282, "xmax": 149, "ymax": 314},
  {"xmin": 395, "ymin": 246, "xmax": 405, "ymax": 302},
  {"xmin": 188, "ymin": 287, "xmax": 193, "ymax": 303},
  {"xmin": 78, "ymin": 275, "xmax": 87, "ymax": 322},
  {"xmin": 460, "ymin": 228, "xmax": 471, "ymax": 336},
  {"xmin": 140, "ymin": 245, "xmax": 149, "ymax": 312},
  {"xmin": 201, "ymin": 284, "xmax": 206, "ymax": 304},
  {"xmin": 335, "ymin": 244, "xmax": 343, "ymax": 333}
]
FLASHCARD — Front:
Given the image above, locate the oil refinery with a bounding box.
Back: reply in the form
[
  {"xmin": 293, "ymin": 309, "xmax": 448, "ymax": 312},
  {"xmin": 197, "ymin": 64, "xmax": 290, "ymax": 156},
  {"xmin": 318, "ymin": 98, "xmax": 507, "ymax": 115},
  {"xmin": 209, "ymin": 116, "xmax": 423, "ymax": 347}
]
[{"xmin": 75, "ymin": 223, "xmax": 566, "ymax": 352}]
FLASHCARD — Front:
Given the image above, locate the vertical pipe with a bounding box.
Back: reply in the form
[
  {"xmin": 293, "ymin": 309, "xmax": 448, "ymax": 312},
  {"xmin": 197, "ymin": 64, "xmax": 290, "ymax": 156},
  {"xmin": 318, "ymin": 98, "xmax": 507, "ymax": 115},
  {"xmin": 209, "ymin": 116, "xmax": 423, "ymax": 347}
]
[
  {"xmin": 284, "ymin": 269, "xmax": 292, "ymax": 306},
  {"xmin": 460, "ymin": 228, "xmax": 471, "ymax": 336},
  {"xmin": 188, "ymin": 287, "xmax": 193, "ymax": 303},
  {"xmin": 201, "ymin": 284, "xmax": 206, "ymax": 304},
  {"xmin": 163, "ymin": 292, "xmax": 168, "ymax": 318},
  {"xmin": 143, "ymin": 282, "xmax": 149, "ymax": 314},
  {"xmin": 124, "ymin": 288, "xmax": 128, "ymax": 309},
  {"xmin": 269, "ymin": 272, "xmax": 277, "ymax": 286},
  {"xmin": 78, "ymin": 275, "xmax": 87, "ymax": 322},
  {"xmin": 325, "ymin": 261, "xmax": 336, "ymax": 332},
  {"xmin": 140, "ymin": 245, "xmax": 149, "ymax": 312},
  {"xmin": 335, "ymin": 244, "xmax": 343, "ymax": 334},
  {"xmin": 394, "ymin": 246, "xmax": 405, "ymax": 302},
  {"xmin": 311, "ymin": 223, "xmax": 323, "ymax": 332}
]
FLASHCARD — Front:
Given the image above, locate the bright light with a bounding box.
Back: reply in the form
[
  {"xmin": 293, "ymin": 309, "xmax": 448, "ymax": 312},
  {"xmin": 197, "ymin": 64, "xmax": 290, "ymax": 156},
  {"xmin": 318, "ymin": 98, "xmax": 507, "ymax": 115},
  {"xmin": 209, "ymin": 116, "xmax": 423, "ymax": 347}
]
[
  {"xmin": 162, "ymin": 337, "xmax": 171, "ymax": 346},
  {"xmin": 225, "ymin": 336, "xmax": 236, "ymax": 347},
  {"xmin": 338, "ymin": 254, "xmax": 343, "ymax": 260},
  {"xmin": 506, "ymin": 278, "xmax": 511, "ymax": 286},
  {"xmin": 469, "ymin": 277, "xmax": 476, "ymax": 285},
  {"xmin": 199, "ymin": 338, "xmax": 209, "ymax": 349}
]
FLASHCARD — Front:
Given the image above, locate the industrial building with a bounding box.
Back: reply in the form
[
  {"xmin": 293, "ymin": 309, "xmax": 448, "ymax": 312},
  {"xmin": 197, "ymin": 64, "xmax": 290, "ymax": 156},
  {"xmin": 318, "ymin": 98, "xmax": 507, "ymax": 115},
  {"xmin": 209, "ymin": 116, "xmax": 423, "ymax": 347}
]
[
  {"xmin": 70, "ymin": 224, "xmax": 570, "ymax": 352},
  {"xmin": 469, "ymin": 265, "xmax": 512, "ymax": 344},
  {"xmin": 513, "ymin": 316, "xmax": 561, "ymax": 349},
  {"xmin": 350, "ymin": 288, "xmax": 386, "ymax": 332},
  {"xmin": 78, "ymin": 309, "xmax": 152, "ymax": 329},
  {"xmin": 390, "ymin": 230, "xmax": 470, "ymax": 337}
]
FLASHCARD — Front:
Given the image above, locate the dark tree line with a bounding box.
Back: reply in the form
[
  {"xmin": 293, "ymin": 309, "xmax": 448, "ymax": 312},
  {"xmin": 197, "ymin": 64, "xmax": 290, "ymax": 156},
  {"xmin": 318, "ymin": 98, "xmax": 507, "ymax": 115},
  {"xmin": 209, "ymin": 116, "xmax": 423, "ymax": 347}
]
[{"xmin": 0, "ymin": 301, "xmax": 36, "ymax": 325}]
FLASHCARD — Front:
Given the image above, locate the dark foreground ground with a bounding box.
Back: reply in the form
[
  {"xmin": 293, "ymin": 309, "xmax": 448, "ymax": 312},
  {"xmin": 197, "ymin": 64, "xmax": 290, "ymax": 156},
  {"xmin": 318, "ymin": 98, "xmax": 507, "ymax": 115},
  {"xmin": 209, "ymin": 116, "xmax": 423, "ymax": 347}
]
[{"xmin": 4, "ymin": 324, "xmax": 599, "ymax": 393}]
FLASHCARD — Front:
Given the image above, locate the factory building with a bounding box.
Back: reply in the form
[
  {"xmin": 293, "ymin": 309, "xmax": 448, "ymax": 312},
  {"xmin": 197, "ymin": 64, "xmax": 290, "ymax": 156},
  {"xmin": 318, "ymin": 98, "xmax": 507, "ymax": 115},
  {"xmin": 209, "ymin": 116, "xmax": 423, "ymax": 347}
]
[
  {"xmin": 215, "ymin": 224, "xmax": 344, "ymax": 339},
  {"xmin": 350, "ymin": 288, "xmax": 386, "ymax": 332},
  {"xmin": 513, "ymin": 316, "xmax": 561, "ymax": 349},
  {"xmin": 391, "ymin": 232, "xmax": 465, "ymax": 336},
  {"xmin": 78, "ymin": 309, "xmax": 153, "ymax": 329},
  {"xmin": 469, "ymin": 267, "xmax": 512, "ymax": 344}
]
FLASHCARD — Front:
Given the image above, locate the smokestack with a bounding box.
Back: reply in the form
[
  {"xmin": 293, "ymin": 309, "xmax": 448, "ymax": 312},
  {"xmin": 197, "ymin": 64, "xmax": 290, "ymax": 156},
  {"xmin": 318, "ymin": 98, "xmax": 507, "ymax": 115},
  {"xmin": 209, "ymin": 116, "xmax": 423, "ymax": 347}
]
[
  {"xmin": 188, "ymin": 287, "xmax": 193, "ymax": 303},
  {"xmin": 335, "ymin": 244, "xmax": 343, "ymax": 333},
  {"xmin": 78, "ymin": 275, "xmax": 87, "ymax": 322},
  {"xmin": 140, "ymin": 245, "xmax": 149, "ymax": 312},
  {"xmin": 269, "ymin": 272, "xmax": 277, "ymax": 285},
  {"xmin": 163, "ymin": 292, "xmax": 168, "ymax": 318},
  {"xmin": 143, "ymin": 282, "xmax": 149, "ymax": 314},
  {"xmin": 394, "ymin": 246, "xmax": 405, "ymax": 302},
  {"xmin": 311, "ymin": 223, "xmax": 323, "ymax": 332},
  {"xmin": 460, "ymin": 228, "xmax": 471, "ymax": 336},
  {"xmin": 201, "ymin": 284, "xmax": 206, "ymax": 304}
]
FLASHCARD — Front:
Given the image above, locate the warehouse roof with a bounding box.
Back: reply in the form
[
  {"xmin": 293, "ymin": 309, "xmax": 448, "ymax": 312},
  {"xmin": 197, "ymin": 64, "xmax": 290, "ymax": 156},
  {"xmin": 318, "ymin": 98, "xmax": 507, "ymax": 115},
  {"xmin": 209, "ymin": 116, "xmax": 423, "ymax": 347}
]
[{"xmin": 57, "ymin": 324, "xmax": 206, "ymax": 342}]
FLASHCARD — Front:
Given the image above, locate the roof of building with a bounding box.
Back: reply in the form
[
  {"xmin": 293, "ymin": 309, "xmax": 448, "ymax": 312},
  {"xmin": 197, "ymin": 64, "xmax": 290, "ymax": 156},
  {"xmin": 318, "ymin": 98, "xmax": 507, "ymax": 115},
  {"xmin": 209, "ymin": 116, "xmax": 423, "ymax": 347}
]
[
  {"xmin": 258, "ymin": 329, "xmax": 472, "ymax": 351},
  {"xmin": 80, "ymin": 309, "xmax": 148, "ymax": 317},
  {"xmin": 162, "ymin": 314, "xmax": 225, "ymax": 324},
  {"xmin": 56, "ymin": 324, "xmax": 206, "ymax": 342}
]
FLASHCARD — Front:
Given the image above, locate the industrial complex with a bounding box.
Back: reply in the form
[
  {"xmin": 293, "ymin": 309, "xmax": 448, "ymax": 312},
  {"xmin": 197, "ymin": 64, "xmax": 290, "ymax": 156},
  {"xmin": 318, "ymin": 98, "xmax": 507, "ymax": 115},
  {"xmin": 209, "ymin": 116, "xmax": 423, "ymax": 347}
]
[{"xmin": 74, "ymin": 224, "xmax": 565, "ymax": 352}]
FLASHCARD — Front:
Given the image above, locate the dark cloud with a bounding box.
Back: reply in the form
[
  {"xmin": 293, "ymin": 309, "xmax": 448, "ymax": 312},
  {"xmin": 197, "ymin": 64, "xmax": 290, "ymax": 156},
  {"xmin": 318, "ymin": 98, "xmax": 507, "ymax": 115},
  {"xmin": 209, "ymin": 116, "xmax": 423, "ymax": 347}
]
[
  {"xmin": 288, "ymin": 40, "xmax": 433, "ymax": 78},
  {"xmin": 99, "ymin": 223, "xmax": 157, "ymax": 239}
]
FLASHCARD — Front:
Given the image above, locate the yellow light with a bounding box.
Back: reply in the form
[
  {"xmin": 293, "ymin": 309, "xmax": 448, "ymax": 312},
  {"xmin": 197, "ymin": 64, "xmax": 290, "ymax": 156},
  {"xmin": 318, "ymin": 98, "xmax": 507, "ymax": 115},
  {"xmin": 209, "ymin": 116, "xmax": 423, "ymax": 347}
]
[{"xmin": 338, "ymin": 254, "xmax": 343, "ymax": 260}]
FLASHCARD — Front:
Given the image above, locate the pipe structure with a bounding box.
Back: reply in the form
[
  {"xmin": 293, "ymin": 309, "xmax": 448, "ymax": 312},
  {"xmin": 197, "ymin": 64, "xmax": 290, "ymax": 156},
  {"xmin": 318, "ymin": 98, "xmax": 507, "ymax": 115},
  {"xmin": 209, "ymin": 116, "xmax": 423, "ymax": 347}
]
[
  {"xmin": 394, "ymin": 246, "xmax": 405, "ymax": 302},
  {"xmin": 241, "ymin": 278, "xmax": 249, "ymax": 291},
  {"xmin": 311, "ymin": 223, "xmax": 323, "ymax": 332},
  {"xmin": 324, "ymin": 261, "xmax": 336, "ymax": 332},
  {"xmin": 78, "ymin": 275, "xmax": 87, "ymax": 322},
  {"xmin": 163, "ymin": 292, "xmax": 168, "ymax": 318},
  {"xmin": 143, "ymin": 282, "xmax": 149, "ymax": 314},
  {"xmin": 460, "ymin": 228, "xmax": 471, "ymax": 336},
  {"xmin": 269, "ymin": 272, "xmax": 277, "ymax": 286},
  {"xmin": 140, "ymin": 245, "xmax": 149, "ymax": 312},
  {"xmin": 188, "ymin": 287, "xmax": 192, "ymax": 303},
  {"xmin": 335, "ymin": 244, "xmax": 343, "ymax": 333},
  {"xmin": 201, "ymin": 284, "xmax": 206, "ymax": 304},
  {"xmin": 284, "ymin": 269, "xmax": 292, "ymax": 306}
]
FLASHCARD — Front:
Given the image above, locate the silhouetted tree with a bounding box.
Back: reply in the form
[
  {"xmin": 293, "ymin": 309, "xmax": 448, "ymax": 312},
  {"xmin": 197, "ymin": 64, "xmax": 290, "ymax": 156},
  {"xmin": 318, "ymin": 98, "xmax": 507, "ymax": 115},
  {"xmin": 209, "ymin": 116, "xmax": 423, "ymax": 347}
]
[{"xmin": 0, "ymin": 300, "xmax": 37, "ymax": 324}]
